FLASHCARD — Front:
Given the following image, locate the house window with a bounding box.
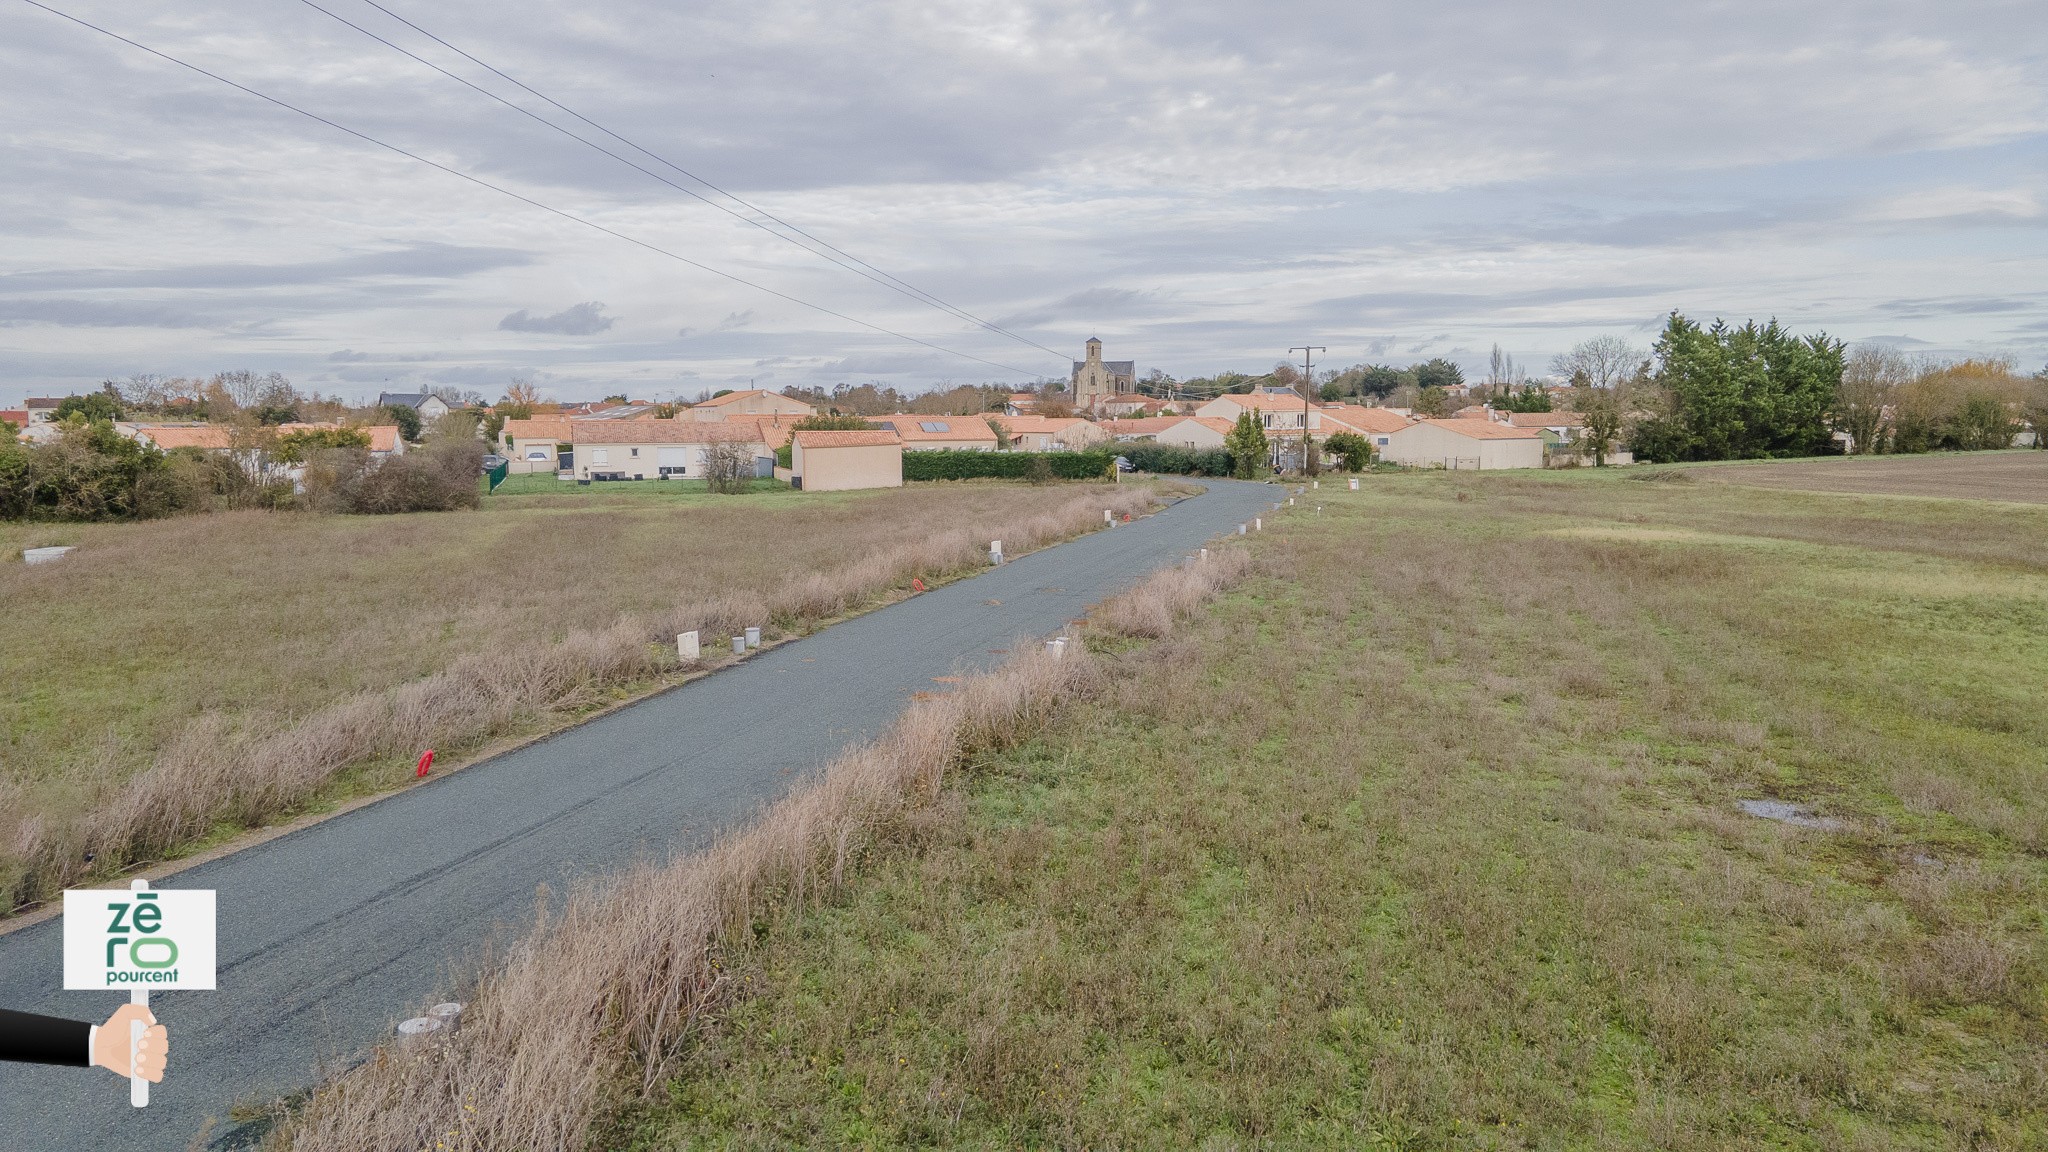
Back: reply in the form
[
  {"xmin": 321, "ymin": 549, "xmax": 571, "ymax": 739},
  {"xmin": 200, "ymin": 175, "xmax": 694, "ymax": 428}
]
[
  {"xmin": 591, "ymin": 448, "xmax": 610, "ymax": 465},
  {"xmin": 630, "ymin": 447, "xmax": 640, "ymax": 458},
  {"xmin": 1376, "ymin": 437, "xmax": 1389, "ymax": 447}
]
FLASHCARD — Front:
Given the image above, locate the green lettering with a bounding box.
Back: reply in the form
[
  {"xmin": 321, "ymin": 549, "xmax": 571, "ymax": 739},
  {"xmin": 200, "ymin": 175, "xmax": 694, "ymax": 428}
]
[
  {"xmin": 130, "ymin": 937, "xmax": 179, "ymax": 969},
  {"xmin": 132, "ymin": 903, "xmax": 161, "ymax": 933},
  {"xmin": 106, "ymin": 937, "xmax": 127, "ymax": 968},
  {"xmin": 104, "ymin": 902, "xmax": 130, "ymax": 934}
]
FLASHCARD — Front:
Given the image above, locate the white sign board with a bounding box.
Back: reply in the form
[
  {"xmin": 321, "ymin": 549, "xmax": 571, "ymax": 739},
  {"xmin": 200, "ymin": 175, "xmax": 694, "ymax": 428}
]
[{"xmin": 62, "ymin": 888, "xmax": 216, "ymax": 991}]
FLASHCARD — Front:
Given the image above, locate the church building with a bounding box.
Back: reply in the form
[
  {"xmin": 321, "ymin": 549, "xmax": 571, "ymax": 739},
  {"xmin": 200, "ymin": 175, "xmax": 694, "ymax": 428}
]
[{"xmin": 1070, "ymin": 338, "xmax": 1135, "ymax": 405}]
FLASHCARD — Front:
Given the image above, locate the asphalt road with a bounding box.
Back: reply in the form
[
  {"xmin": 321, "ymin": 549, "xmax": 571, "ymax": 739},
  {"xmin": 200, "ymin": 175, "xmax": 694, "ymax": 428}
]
[{"xmin": 0, "ymin": 478, "xmax": 1276, "ymax": 1150}]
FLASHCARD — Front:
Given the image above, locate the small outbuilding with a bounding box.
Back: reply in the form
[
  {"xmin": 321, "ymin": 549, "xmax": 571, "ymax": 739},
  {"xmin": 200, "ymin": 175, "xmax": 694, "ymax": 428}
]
[
  {"xmin": 1378, "ymin": 418, "xmax": 1545, "ymax": 470},
  {"xmin": 791, "ymin": 429, "xmax": 903, "ymax": 492}
]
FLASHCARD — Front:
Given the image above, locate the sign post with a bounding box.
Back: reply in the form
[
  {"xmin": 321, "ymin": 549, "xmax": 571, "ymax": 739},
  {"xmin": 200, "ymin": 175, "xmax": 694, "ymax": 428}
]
[{"xmin": 64, "ymin": 878, "xmax": 216, "ymax": 1107}]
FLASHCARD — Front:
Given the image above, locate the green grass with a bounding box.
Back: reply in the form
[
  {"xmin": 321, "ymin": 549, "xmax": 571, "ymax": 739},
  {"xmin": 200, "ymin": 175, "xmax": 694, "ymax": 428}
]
[
  {"xmin": 484, "ymin": 472, "xmax": 794, "ymax": 503},
  {"xmin": 625, "ymin": 469, "xmax": 2048, "ymax": 1150},
  {"xmin": 0, "ymin": 481, "xmax": 1138, "ymax": 880}
]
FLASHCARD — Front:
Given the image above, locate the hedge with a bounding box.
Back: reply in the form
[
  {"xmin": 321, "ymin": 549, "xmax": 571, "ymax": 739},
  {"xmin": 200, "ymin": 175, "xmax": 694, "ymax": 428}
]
[
  {"xmin": 903, "ymin": 450, "xmax": 1114, "ymax": 481},
  {"xmin": 1116, "ymin": 442, "xmax": 1234, "ymax": 477}
]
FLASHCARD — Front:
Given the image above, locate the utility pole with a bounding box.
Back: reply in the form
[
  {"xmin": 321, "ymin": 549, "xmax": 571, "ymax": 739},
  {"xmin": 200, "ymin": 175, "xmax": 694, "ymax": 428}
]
[{"xmin": 1289, "ymin": 345, "xmax": 1325, "ymax": 476}]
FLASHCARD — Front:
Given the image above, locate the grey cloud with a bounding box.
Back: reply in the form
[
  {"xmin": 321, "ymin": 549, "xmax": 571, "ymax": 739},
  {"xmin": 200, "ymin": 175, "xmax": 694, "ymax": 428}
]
[
  {"xmin": 0, "ymin": 244, "xmax": 532, "ymax": 294},
  {"xmin": 0, "ymin": 299, "xmax": 217, "ymax": 328},
  {"xmin": 1876, "ymin": 296, "xmax": 2040, "ymax": 319},
  {"xmin": 498, "ymin": 302, "xmax": 615, "ymax": 335},
  {"xmin": 329, "ymin": 348, "xmax": 370, "ymax": 361}
]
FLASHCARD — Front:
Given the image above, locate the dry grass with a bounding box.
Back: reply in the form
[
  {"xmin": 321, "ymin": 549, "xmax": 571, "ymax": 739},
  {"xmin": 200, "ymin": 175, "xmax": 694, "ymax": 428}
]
[
  {"xmin": 268, "ymin": 546, "xmax": 1251, "ymax": 1152},
  {"xmin": 618, "ymin": 471, "xmax": 2046, "ymax": 1149},
  {"xmin": 1690, "ymin": 450, "xmax": 2048, "ymax": 504},
  {"xmin": 0, "ymin": 482, "xmax": 1162, "ymax": 909}
]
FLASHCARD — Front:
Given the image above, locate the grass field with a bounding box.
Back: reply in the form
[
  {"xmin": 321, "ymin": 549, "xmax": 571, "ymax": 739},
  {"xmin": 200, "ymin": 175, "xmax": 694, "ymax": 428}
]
[
  {"xmin": 624, "ymin": 466, "xmax": 2047, "ymax": 1149},
  {"xmin": 1690, "ymin": 449, "xmax": 2047, "ymax": 504},
  {"xmin": 0, "ymin": 480, "xmax": 1154, "ymax": 906}
]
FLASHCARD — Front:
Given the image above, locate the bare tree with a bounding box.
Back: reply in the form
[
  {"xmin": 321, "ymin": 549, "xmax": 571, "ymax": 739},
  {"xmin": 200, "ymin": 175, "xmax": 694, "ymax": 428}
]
[
  {"xmin": 1836, "ymin": 345, "xmax": 1914, "ymax": 455},
  {"xmin": 1551, "ymin": 336, "xmax": 1645, "ymax": 393},
  {"xmin": 703, "ymin": 440, "xmax": 754, "ymax": 494}
]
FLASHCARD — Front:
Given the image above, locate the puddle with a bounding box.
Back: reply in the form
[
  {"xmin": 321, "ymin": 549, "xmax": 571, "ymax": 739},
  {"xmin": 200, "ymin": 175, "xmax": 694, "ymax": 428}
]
[{"xmin": 1738, "ymin": 799, "xmax": 1843, "ymax": 830}]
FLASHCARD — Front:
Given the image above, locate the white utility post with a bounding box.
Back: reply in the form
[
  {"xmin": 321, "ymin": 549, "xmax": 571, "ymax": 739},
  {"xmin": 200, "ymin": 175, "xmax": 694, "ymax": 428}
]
[
  {"xmin": 677, "ymin": 630, "xmax": 700, "ymax": 661},
  {"xmin": 127, "ymin": 879, "xmax": 147, "ymax": 1108}
]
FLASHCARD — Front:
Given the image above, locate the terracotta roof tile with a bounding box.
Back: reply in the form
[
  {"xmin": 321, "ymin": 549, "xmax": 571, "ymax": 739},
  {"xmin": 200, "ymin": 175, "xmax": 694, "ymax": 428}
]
[{"xmin": 794, "ymin": 429, "xmax": 901, "ymax": 448}]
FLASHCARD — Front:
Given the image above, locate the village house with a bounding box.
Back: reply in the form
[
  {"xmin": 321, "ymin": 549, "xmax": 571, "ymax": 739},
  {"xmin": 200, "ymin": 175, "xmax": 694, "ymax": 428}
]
[
  {"xmin": 791, "ymin": 428, "xmax": 903, "ymax": 492},
  {"xmin": 500, "ymin": 417, "xmax": 574, "ymax": 474},
  {"xmin": 868, "ymin": 414, "xmax": 997, "ymax": 451},
  {"xmin": 685, "ymin": 389, "xmax": 816, "ymax": 421},
  {"xmin": 992, "ymin": 414, "xmax": 1107, "ymax": 452},
  {"xmin": 1377, "ymin": 418, "xmax": 1545, "ymax": 470},
  {"xmin": 570, "ymin": 420, "xmax": 768, "ymax": 481},
  {"xmin": 1194, "ymin": 390, "xmax": 1323, "ymax": 433},
  {"xmin": 376, "ymin": 391, "xmax": 459, "ymax": 421},
  {"xmin": 1153, "ymin": 416, "xmax": 1238, "ymax": 450},
  {"xmin": 24, "ymin": 398, "xmax": 64, "ymax": 424}
]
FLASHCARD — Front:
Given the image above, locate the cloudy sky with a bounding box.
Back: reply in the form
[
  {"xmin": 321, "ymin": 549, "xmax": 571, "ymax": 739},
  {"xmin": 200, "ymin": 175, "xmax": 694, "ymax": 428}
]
[{"xmin": 2, "ymin": 0, "xmax": 2044, "ymax": 404}]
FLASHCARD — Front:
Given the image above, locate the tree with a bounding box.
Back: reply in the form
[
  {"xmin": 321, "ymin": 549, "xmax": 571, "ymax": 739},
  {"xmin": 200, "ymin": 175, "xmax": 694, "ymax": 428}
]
[
  {"xmin": 1891, "ymin": 359, "xmax": 2026, "ymax": 453},
  {"xmin": 1415, "ymin": 386, "xmax": 1452, "ymax": 418},
  {"xmin": 1498, "ymin": 384, "xmax": 1552, "ymax": 412},
  {"xmin": 274, "ymin": 426, "xmax": 370, "ymax": 464},
  {"xmin": 1835, "ymin": 346, "xmax": 1913, "ymax": 454},
  {"xmin": 2025, "ymin": 372, "xmax": 2048, "ymax": 449},
  {"xmin": 792, "ymin": 414, "xmax": 873, "ymax": 431},
  {"xmin": 1551, "ymin": 335, "xmax": 1645, "ymax": 393},
  {"xmin": 384, "ymin": 404, "xmax": 423, "ymax": 442},
  {"xmin": 500, "ymin": 379, "xmax": 543, "ymax": 411},
  {"xmin": 1324, "ymin": 430, "xmax": 1371, "ymax": 471},
  {"xmin": 987, "ymin": 417, "xmax": 1011, "ymax": 450},
  {"xmin": 702, "ymin": 440, "xmax": 755, "ymax": 494},
  {"xmin": 1223, "ymin": 411, "xmax": 1270, "ymax": 479},
  {"xmin": 1649, "ymin": 312, "xmax": 1842, "ymax": 460},
  {"xmin": 1413, "ymin": 358, "xmax": 1464, "ymax": 392},
  {"xmin": 55, "ymin": 393, "xmax": 124, "ymax": 423},
  {"xmin": 1574, "ymin": 381, "xmax": 1628, "ymax": 466}
]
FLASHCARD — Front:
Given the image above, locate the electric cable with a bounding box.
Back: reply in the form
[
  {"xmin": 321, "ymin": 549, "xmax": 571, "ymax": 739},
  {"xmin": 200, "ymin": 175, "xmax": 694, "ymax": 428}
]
[{"xmin": 16, "ymin": 0, "xmax": 1043, "ymax": 377}]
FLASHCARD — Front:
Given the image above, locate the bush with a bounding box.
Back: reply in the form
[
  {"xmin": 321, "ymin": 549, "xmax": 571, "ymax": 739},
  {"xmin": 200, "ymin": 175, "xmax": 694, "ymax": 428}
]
[
  {"xmin": 1118, "ymin": 443, "xmax": 1232, "ymax": 476},
  {"xmin": 1322, "ymin": 431, "xmax": 1371, "ymax": 472},
  {"xmin": 304, "ymin": 440, "xmax": 484, "ymax": 514},
  {"xmin": 0, "ymin": 423, "xmax": 207, "ymax": 521},
  {"xmin": 902, "ymin": 450, "xmax": 1113, "ymax": 481}
]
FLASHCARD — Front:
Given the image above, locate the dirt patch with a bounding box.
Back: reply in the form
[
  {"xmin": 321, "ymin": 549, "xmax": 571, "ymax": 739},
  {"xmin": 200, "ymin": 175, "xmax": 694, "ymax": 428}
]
[{"xmin": 1693, "ymin": 452, "xmax": 2048, "ymax": 504}]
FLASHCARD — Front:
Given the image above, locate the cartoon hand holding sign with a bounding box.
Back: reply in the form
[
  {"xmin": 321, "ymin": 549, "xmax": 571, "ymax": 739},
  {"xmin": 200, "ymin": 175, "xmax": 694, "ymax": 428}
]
[{"xmin": 47, "ymin": 878, "xmax": 216, "ymax": 1106}]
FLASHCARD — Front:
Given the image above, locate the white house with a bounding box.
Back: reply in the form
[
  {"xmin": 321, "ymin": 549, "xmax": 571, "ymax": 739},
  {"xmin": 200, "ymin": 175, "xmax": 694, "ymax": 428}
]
[{"xmin": 569, "ymin": 421, "xmax": 769, "ymax": 481}]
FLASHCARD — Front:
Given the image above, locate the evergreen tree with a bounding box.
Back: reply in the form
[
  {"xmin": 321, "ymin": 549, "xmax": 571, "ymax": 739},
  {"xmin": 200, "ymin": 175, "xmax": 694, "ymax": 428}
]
[{"xmin": 1224, "ymin": 411, "xmax": 1270, "ymax": 479}]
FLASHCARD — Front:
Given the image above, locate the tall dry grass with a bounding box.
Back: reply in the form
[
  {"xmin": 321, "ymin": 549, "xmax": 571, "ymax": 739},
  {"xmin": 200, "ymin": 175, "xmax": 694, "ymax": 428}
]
[
  {"xmin": 272, "ymin": 549, "xmax": 1245, "ymax": 1147},
  {"xmin": 271, "ymin": 544, "xmax": 1251, "ymax": 1152},
  {"xmin": 2, "ymin": 486, "xmax": 1162, "ymax": 911}
]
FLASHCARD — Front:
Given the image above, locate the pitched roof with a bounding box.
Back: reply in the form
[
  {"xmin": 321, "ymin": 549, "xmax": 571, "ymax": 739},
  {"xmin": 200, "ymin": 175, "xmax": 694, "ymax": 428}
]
[
  {"xmin": 376, "ymin": 392, "xmax": 429, "ymax": 408},
  {"xmin": 0, "ymin": 409, "xmax": 28, "ymax": 426},
  {"xmin": 1410, "ymin": 418, "xmax": 1543, "ymax": 440},
  {"xmin": 992, "ymin": 414, "xmax": 1089, "ymax": 435},
  {"xmin": 134, "ymin": 425, "xmax": 233, "ymax": 450},
  {"xmin": 570, "ymin": 421, "xmax": 763, "ymax": 445},
  {"xmin": 1316, "ymin": 405, "xmax": 1415, "ymax": 435},
  {"xmin": 714, "ymin": 413, "xmax": 801, "ymax": 448},
  {"xmin": 690, "ymin": 388, "xmax": 807, "ymax": 409},
  {"xmin": 1205, "ymin": 391, "xmax": 1314, "ymax": 412},
  {"xmin": 25, "ymin": 397, "xmax": 65, "ymax": 409},
  {"xmin": 870, "ymin": 415, "xmax": 996, "ymax": 443},
  {"xmin": 1506, "ymin": 411, "xmax": 1584, "ymax": 427},
  {"xmin": 794, "ymin": 429, "xmax": 901, "ymax": 448},
  {"xmin": 1453, "ymin": 405, "xmax": 1492, "ymax": 420},
  {"xmin": 1097, "ymin": 416, "xmax": 1183, "ymax": 437},
  {"xmin": 1073, "ymin": 361, "xmax": 1137, "ymax": 375},
  {"xmin": 502, "ymin": 418, "xmax": 574, "ymax": 442},
  {"xmin": 1161, "ymin": 416, "xmax": 1238, "ymax": 436}
]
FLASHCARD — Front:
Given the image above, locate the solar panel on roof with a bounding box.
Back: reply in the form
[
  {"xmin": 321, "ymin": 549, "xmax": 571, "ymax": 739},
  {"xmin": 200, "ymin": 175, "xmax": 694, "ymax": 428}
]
[{"xmin": 919, "ymin": 421, "xmax": 949, "ymax": 433}]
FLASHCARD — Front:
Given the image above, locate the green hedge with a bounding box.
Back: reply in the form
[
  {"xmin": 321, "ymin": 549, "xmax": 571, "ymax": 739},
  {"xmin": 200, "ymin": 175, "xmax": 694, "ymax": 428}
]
[
  {"xmin": 1117, "ymin": 443, "xmax": 1234, "ymax": 477},
  {"xmin": 903, "ymin": 449, "xmax": 1114, "ymax": 481}
]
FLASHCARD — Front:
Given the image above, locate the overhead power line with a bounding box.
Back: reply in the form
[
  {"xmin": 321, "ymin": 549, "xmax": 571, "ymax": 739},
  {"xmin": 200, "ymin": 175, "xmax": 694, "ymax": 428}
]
[
  {"xmin": 306, "ymin": 0, "xmax": 1070, "ymax": 364},
  {"xmin": 16, "ymin": 0, "xmax": 1043, "ymax": 377}
]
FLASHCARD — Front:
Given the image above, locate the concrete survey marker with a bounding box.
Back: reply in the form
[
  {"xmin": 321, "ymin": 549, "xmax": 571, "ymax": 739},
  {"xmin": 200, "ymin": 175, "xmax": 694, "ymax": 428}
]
[
  {"xmin": 1738, "ymin": 799, "xmax": 1843, "ymax": 830},
  {"xmin": 22, "ymin": 546, "xmax": 74, "ymax": 564}
]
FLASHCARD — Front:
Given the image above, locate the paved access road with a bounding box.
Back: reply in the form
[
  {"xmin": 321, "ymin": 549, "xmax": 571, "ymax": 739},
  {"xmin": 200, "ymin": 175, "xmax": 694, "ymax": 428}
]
[{"xmin": 0, "ymin": 478, "xmax": 1276, "ymax": 1150}]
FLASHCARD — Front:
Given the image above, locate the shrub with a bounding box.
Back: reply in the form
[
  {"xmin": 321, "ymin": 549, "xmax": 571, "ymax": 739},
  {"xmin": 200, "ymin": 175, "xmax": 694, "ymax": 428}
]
[
  {"xmin": 303, "ymin": 440, "xmax": 483, "ymax": 514},
  {"xmin": 384, "ymin": 404, "xmax": 422, "ymax": 442},
  {"xmin": 275, "ymin": 426, "xmax": 371, "ymax": 464},
  {"xmin": 703, "ymin": 441, "xmax": 755, "ymax": 494},
  {"xmin": 902, "ymin": 450, "xmax": 1112, "ymax": 481},
  {"xmin": 1323, "ymin": 431, "xmax": 1372, "ymax": 471},
  {"xmin": 1118, "ymin": 443, "xmax": 1232, "ymax": 476}
]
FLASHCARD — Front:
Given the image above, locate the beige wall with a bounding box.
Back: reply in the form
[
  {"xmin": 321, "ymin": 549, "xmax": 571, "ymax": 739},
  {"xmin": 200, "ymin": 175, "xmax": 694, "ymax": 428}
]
[
  {"xmin": 1379, "ymin": 423, "xmax": 1544, "ymax": 470},
  {"xmin": 794, "ymin": 441, "xmax": 903, "ymax": 491},
  {"xmin": 1157, "ymin": 420, "xmax": 1228, "ymax": 450},
  {"xmin": 687, "ymin": 393, "xmax": 814, "ymax": 420},
  {"xmin": 575, "ymin": 439, "xmax": 767, "ymax": 480},
  {"xmin": 505, "ymin": 435, "xmax": 565, "ymax": 474}
]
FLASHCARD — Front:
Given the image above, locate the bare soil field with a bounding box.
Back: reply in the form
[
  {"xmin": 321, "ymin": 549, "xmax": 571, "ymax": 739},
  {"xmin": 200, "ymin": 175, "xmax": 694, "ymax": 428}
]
[{"xmin": 1691, "ymin": 450, "xmax": 2048, "ymax": 503}]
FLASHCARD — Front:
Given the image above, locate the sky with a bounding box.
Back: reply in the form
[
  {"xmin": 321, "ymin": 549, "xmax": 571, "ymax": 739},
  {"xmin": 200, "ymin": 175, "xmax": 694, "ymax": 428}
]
[{"xmin": 2, "ymin": 0, "xmax": 2044, "ymax": 405}]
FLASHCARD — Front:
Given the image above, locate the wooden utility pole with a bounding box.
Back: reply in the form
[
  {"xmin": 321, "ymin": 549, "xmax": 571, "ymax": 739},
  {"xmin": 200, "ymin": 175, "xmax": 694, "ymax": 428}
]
[{"xmin": 1289, "ymin": 345, "xmax": 1325, "ymax": 476}]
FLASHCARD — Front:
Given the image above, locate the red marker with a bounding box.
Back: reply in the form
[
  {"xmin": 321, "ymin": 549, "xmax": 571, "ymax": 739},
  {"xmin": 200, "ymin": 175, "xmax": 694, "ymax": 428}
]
[
  {"xmin": 416, "ymin": 750, "xmax": 435, "ymax": 778},
  {"xmin": 911, "ymin": 578, "xmax": 926, "ymax": 593}
]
